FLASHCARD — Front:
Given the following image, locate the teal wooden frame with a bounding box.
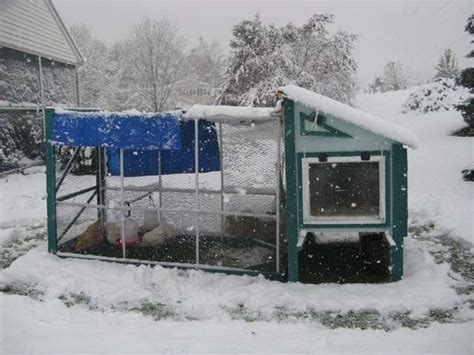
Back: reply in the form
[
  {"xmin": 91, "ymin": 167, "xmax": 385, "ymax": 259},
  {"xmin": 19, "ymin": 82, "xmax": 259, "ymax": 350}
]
[
  {"xmin": 45, "ymin": 108, "xmax": 57, "ymax": 253},
  {"xmin": 284, "ymin": 99, "xmax": 299, "ymax": 282},
  {"xmin": 46, "ymin": 107, "xmax": 100, "ymax": 254},
  {"xmin": 284, "ymin": 97, "xmax": 408, "ymax": 283},
  {"xmin": 390, "ymin": 143, "xmax": 408, "ymax": 281}
]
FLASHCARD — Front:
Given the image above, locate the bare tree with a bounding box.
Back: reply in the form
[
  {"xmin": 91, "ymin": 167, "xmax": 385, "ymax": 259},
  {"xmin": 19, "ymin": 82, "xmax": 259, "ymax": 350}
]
[
  {"xmin": 185, "ymin": 37, "xmax": 224, "ymax": 87},
  {"xmin": 69, "ymin": 24, "xmax": 110, "ymax": 107},
  {"xmin": 120, "ymin": 17, "xmax": 185, "ymax": 111},
  {"xmin": 381, "ymin": 60, "xmax": 408, "ymax": 91}
]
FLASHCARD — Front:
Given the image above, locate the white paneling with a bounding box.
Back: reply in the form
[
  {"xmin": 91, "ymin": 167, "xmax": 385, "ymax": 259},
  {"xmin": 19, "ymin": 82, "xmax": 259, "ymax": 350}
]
[{"xmin": 0, "ymin": 0, "xmax": 82, "ymax": 64}]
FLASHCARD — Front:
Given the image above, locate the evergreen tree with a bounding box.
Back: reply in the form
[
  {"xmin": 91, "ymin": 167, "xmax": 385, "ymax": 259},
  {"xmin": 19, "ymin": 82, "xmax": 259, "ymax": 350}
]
[
  {"xmin": 466, "ymin": 14, "xmax": 474, "ymax": 58},
  {"xmin": 456, "ymin": 14, "xmax": 474, "ymax": 130},
  {"xmin": 218, "ymin": 13, "xmax": 357, "ymax": 107},
  {"xmin": 434, "ymin": 49, "xmax": 459, "ymax": 79}
]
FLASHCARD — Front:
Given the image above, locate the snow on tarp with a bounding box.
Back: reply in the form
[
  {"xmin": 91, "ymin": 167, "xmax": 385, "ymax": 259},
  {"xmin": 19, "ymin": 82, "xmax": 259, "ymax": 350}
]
[
  {"xmin": 279, "ymin": 85, "xmax": 420, "ymax": 148},
  {"xmin": 51, "ymin": 109, "xmax": 182, "ymax": 150},
  {"xmin": 182, "ymin": 103, "xmax": 280, "ymax": 124}
]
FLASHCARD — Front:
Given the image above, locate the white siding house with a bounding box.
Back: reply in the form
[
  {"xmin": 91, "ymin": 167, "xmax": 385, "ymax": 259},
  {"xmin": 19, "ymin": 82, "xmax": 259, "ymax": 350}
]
[
  {"xmin": 0, "ymin": 0, "xmax": 83, "ymax": 171},
  {"xmin": 0, "ymin": 0, "xmax": 83, "ymax": 65}
]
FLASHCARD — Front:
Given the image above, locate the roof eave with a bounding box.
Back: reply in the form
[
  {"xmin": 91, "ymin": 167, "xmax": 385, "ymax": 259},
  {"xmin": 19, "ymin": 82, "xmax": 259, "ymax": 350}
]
[{"xmin": 46, "ymin": 0, "xmax": 84, "ymax": 65}]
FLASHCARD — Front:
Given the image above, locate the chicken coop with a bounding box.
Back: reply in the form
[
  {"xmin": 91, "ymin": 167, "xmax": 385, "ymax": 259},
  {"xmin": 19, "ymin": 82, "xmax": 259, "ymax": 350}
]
[
  {"xmin": 45, "ymin": 85, "xmax": 418, "ymax": 283},
  {"xmin": 279, "ymin": 85, "xmax": 418, "ymax": 283}
]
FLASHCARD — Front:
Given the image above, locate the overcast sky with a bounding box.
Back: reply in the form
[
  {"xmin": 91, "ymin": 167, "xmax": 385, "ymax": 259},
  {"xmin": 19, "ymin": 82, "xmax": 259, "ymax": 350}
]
[{"xmin": 54, "ymin": 0, "xmax": 473, "ymax": 86}]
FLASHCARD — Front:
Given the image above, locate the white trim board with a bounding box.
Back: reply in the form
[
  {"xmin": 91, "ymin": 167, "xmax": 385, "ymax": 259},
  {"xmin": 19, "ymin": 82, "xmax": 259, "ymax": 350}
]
[{"xmin": 301, "ymin": 155, "xmax": 386, "ymax": 225}]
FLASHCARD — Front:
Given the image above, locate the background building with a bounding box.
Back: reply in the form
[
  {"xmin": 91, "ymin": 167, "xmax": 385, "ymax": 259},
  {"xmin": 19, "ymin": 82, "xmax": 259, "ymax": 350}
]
[{"xmin": 0, "ymin": 0, "xmax": 83, "ymax": 171}]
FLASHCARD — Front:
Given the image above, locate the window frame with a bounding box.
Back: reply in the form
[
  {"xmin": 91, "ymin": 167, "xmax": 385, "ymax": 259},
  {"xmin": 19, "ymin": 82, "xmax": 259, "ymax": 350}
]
[{"xmin": 301, "ymin": 155, "xmax": 386, "ymax": 225}]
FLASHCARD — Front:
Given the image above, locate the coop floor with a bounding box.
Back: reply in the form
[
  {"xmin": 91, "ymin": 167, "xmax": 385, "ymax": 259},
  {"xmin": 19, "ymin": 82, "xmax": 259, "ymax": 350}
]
[
  {"xmin": 58, "ymin": 234, "xmax": 279, "ymax": 273},
  {"xmin": 299, "ymin": 240, "xmax": 390, "ymax": 284}
]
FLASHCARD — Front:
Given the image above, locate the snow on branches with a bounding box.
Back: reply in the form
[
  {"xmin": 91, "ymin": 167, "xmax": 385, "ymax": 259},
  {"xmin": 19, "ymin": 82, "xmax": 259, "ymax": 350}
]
[
  {"xmin": 402, "ymin": 78, "xmax": 470, "ymax": 114},
  {"xmin": 217, "ymin": 13, "xmax": 358, "ymax": 107}
]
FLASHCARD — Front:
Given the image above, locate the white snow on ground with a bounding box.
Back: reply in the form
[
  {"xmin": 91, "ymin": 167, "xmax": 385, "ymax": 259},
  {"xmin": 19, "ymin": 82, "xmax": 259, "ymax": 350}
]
[
  {"xmin": 0, "ymin": 235, "xmax": 461, "ymax": 318},
  {"xmin": 2, "ymin": 294, "xmax": 472, "ymax": 355},
  {"xmin": 355, "ymin": 89, "xmax": 473, "ymax": 246},
  {"xmin": 0, "ymin": 167, "xmax": 47, "ymax": 229},
  {"xmin": 0, "ymin": 89, "xmax": 473, "ymax": 354}
]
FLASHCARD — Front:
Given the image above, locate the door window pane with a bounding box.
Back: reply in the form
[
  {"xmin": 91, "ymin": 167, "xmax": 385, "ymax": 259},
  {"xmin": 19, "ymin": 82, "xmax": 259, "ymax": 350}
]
[{"xmin": 308, "ymin": 162, "xmax": 380, "ymax": 217}]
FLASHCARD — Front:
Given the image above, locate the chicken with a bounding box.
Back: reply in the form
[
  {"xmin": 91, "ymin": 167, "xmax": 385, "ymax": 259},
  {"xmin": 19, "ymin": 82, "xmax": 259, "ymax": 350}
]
[
  {"xmin": 105, "ymin": 222, "xmax": 121, "ymax": 244},
  {"xmin": 141, "ymin": 218, "xmax": 176, "ymax": 247},
  {"xmin": 75, "ymin": 220, "xmax": 103, "ymax": 252}
]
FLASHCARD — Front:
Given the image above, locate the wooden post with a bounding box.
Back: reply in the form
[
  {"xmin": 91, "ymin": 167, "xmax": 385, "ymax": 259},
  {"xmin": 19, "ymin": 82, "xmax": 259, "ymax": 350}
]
[
  {"xmin": 45, "ymin": 108, "xmax": 57, "ymax": 254},
  {"xmin": 283, "ymin": 99, "xmax": 299, "ymax": 282},
  {"xmin": 391, "ymin": 144, "xmax": 407, "ymax": 281}
]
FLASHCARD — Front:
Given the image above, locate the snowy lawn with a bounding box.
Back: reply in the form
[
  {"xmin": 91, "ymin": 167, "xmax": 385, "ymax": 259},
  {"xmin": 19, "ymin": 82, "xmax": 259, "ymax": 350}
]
[
  {"xmin": 0, "ymin": 89, "xmax": 473, "ymax": 354},
  {"xmin": 2, "ymin": 294, "xmax": 472, "ymax": 355}
]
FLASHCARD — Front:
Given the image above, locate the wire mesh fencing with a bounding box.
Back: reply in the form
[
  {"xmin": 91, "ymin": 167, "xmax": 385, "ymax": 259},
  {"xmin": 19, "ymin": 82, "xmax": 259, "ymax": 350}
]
[{"xmin": 54, "ymin": 118, "xmax": 284, "ymax": 274}]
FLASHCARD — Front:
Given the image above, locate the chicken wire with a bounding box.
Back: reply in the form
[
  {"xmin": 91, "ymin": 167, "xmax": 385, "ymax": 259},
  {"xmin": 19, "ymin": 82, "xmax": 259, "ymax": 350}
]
[{"xmin": 55, "ymin": 119, "xmax": 283, "ymax": 274}]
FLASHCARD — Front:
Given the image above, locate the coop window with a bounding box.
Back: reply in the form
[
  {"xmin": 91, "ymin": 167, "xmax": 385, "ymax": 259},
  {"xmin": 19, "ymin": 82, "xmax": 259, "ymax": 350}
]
[{"xmin": 302, "ymin": 155, "xmax": 386, "ymax": 224}]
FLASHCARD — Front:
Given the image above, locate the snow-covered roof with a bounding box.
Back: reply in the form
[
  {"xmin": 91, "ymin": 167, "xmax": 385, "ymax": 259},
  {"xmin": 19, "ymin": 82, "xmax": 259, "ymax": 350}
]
[
  {"xmin": 182, "ymin": 103, "xmax": 280, "ymax": 124},
  {"xmin": 279, "ymin": 85, "xmax": 419, "ymax": 148}
]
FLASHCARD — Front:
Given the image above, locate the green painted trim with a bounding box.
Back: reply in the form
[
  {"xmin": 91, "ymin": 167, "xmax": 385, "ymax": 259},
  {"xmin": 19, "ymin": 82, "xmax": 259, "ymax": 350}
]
[
  {"xmin": 283, "ymin": 98, "xmax": 299, "ymax": 282},
  {"xmin": 300, "ymin": 112, "xmax": 352, "ymax": 138},
  {"xmin": 45, "ymin": 108, "xmax": 57, "ymax": 254},
  {"xmin": 296, "ymin": 151, "xmax": 391, "ymax": 229},
  {"xmin": 46, "ymin": 107, "xmax": 100, "ymax": 254},
  {"xmin": 390, "ymin": 144, "xmax": 407, "ymax": 281}
]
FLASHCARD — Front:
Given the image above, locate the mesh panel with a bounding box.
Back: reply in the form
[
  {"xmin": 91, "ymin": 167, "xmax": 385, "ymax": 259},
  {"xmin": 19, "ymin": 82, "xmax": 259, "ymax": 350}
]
[
  {"xmin": 222, "ymin": 122, "xmax": 277, "ymax": 190},
  {"xmin": 55, "ymin": 120, "xmax": 283, "ymax": 273}
]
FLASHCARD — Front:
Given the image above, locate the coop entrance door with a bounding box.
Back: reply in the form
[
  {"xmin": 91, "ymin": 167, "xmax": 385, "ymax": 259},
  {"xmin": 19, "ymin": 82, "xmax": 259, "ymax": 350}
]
[{"xmin": 301, "ymin": 155, "xmax": 386, "ymax": 225}]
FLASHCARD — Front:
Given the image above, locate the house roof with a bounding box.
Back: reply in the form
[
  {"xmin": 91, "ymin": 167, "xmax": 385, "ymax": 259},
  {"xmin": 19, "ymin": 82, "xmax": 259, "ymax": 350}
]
[
  {"xmin": 279, "ymin": 85, "xmax": 419, "ymax": 148},
  {"xmin": 0, "ymin": 0, "xmax": 83, "ymax": 65}
]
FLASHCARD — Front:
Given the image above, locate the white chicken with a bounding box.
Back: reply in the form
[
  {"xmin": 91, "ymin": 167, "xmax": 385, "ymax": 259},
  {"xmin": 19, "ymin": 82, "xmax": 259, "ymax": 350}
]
[{"xmin": 141, "ymin": 218, "xmax": 176, "ymax": 247}]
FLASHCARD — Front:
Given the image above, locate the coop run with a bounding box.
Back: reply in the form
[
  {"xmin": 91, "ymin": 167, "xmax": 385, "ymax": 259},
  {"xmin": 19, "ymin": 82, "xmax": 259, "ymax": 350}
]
[{"xmin": 46, "ymin": 85, "xmax": 419, "ymax": 283}]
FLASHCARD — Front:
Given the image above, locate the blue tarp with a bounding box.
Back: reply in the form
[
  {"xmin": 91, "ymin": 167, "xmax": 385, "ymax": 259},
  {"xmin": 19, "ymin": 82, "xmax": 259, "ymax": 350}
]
[
  {"xmin": 52, "ymin": 111, "xmax": 181, "ymax": 150},
  {"xmin": 107, "ymin": 120, "xmax": 221, "ymax": 176}
]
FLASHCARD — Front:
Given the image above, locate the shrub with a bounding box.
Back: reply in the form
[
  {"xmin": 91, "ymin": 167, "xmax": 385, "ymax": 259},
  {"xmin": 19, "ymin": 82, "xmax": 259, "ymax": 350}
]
[
  {"xmin": 402, "ymin": 78, "xmax": 470, "ymax": 114},
  {"xmin": 0, "ymin": 111, "xmax": 44, "ymax": 171}
]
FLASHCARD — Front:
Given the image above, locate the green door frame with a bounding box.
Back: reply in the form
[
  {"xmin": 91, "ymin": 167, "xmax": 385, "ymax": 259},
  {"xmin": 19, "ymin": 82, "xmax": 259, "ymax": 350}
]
[{"xmin": 283, "ymin": 99, "xmax": 299, "ymax": 282}]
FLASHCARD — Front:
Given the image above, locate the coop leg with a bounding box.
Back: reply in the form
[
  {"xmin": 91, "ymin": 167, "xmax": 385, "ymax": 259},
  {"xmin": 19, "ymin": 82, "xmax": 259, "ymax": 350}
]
[
  {"xmin": 390, "ymin": 235, "xmax": 404, "ymax": 282},
  {"xmin": 287, "ymin": 241, "xmax": 299, "ymax": 282}
]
